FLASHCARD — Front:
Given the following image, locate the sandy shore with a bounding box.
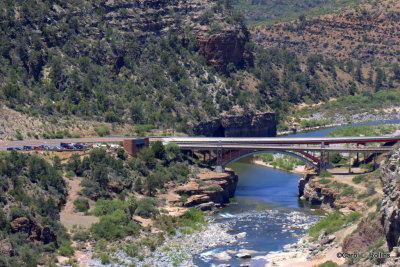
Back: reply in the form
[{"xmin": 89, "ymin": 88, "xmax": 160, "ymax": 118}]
[{"xmin": 252, "ymin": 159, "xmax": 306, "ymax": 174}]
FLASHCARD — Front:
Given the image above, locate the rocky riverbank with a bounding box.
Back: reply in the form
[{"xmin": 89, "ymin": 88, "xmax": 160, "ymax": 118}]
[
  {"xmin": 174, "ymin": 168, "xmax": 238, "ymax": 212},
  {"xmin": 69, "ymin": 218, "xmax": 244, "ymax": 267},
  {"xmin": 278, "ymin": 109, "xmax": 400, "ymax": 135}
]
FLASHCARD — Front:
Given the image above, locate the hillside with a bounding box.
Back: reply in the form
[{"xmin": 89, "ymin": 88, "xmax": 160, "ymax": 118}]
[
  {"xmin": 252, "ymin": 0, "xmax": 400, "ymax": 64},
  {"xmin": 1, "ymin": 0, "xmax": 397, "ymax": 140}
]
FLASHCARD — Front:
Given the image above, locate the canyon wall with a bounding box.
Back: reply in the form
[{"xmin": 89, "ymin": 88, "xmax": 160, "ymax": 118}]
[
  {"xmin": 381, "ymin": 148, "xmax": 400, "ymax": 251},
  {"xmin": 193, "ymin": 112, "xmax": 276, "ymax": 137}
]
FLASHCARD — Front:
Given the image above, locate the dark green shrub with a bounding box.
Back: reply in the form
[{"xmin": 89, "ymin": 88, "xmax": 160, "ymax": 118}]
[
  {"xmin": 318, "ymin": 261, "xmax": 338, "ymax": 267},
  {"xmin": 73, "ymin": 198, "xmax": 89, "ymax": 212},
  {"xmin": 135, "ymin": 198, "xmax": 159, "ymax": 218},
  {"xmin": 95, "ymin": 126, "xmax": 110, "ymax": 137},
  {"xmin": 72, "ymin": 231, "xmax": 90, "ymax": 241},
  {"xmin": 58, "ymin": 245, "xmax": 74, "ymax": 257}
]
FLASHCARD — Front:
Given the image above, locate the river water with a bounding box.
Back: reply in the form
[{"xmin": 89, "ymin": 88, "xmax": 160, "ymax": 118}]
[{"xmin": 193, "ymin": 119, "xmax": 400, "ymax": 267}]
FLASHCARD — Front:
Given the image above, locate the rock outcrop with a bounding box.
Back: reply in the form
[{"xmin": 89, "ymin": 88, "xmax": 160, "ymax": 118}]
[
  {"xmin": 10, "ymin": 217, "xmax": 57, "ymax": 246},
  {"xmin": 195, "ymin": 24, "xmax": 253, "ymax": 74},
  {"xmin": 298, "ymin": 175, "xmax": 338, "ymax": 211},
  {"xmin": 381, "ymin": 148, "xmax": 400, "ymax": 250},
  {"xmin": 0, "ymin": 239, "xmax": 14, "ymax": 257},
  {"xmin": 342, "ymin": 219, "xmax": 384, "ymax": 254},
  {"xmin": 193, "ymin": 112, "xmax": 276, "ymax": 137},
  {"xmin": 175, "ymin": 169, "xmax": 238, "ymax": 211},
  {"xmin": 299, "ymin": 173, "xmax": 362, "ymax": 212}
]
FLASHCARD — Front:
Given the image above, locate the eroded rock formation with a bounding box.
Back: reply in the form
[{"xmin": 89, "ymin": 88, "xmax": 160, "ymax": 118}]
[
  {"xmin": 175, "ymin": 169, "xmax": 238, "ymax": 211},
  {"xmin": 10, "ymin": 217, "xmax": 57, "ymax": 246},
  {"xmin": 195, "ymin": 24, "xmax": 253, "ymax": 74},
  {"xmin": 193, "ymin": 112, "xmax": 276, "ymax": 137},
  {"xmin": 381, "ymin": 149, "xmax": 400, "ymax": 250},
  {"xmin": 342, "ymin": 219, "xmax": 384, "ymax": 254}
]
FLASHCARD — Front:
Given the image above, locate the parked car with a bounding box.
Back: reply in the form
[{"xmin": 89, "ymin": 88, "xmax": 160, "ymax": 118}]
[
  {"xmin": 60, "ymin": 143, "xmax": 75, "ymax": 149},
  {"xmin": 39, "ymin": 145, "xmax": 51, "ymax": 150},
  {"xmin": 7, "ymin": 147, "xmax": 18, "ymax": 151},
  {"xmin": 52, "ymin": 146, "xmax": 65, "ymax": 150},
  {"xmin": 33, "ymin": 146, "xmax": 43, "ymax": 150},
  {"xmin": 23, "ymin": 146, "xmax": 34, "ymax": 150}
]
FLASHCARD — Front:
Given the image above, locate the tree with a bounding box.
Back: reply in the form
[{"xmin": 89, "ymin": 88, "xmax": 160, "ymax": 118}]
[
  {"xmin": 139, "ymin": 147, "xmax": 156, "ymax": 169},
  {"xmin": 393, "ymin": 63, "xmax": 400, "ymax": 80},
  {"xmin": 134, "ymin": 178, "xmax": 143, "ymax": 193},
  {"xmin": 354, "ymin": 64, "xmax": 363, "ymax": 83},
  {"xmin": 375, "ymin": 67, "xmax": 385, "ymax": 91},
  {"xmin": 127, "ymin": 196, "xmax": 138, "ymax": 216},
  {"xmin": 151, "ymin": 141, "xmax": 165, "ymax": 160},
  {"xmin": 104, "ymin": 111, "xmax": 120, "ymax": 123},
  {"xmin": 348, "ymin": 82, "xmax": 357, "ymax": 96},
  {"xmin": 117, "ymin": 148, "xmax": 127, "ymax": 160},
  {"xmin": 53, "ymin": 156, "xmax": 62, "ymax": 170},
  {"xmin": 135, "ymin": 198, "xmax": 158, "ymax": 218}
]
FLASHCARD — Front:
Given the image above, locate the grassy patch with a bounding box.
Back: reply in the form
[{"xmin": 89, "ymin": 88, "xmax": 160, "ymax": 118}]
[
  {"xmin": 318, "ymin": 178, "xmax": 331, "ymax": 185},
  {"xmin": 319, "ymin": 170, "xmax": 333, "ymax": 178},
  {"xmin": 352, "ymin": 174, "xmax": 367, "ymax": 184},
  {"xmin": 345, "ymin": 212, "xmax": 362, "ymax": 224},
  {"xmin": 308, "ymin": 211, "xmax": 344, "ymax": 240},
  {"xmin": 318, "ymin": 260, "xmax": 338, "ymax": 267}
]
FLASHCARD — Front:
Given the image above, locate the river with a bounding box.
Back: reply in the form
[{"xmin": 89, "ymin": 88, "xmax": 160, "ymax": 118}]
[{"xmin": 193, "ymin": 119, "xmax": 400, "ymax": 267}]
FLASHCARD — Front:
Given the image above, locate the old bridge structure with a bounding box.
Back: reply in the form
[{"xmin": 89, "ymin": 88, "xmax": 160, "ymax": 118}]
[{"xmin": 158, "ymin": 136, "xmax": 400, "ymax": 172}]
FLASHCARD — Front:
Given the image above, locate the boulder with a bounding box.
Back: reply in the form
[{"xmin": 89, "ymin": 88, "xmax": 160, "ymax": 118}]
[
  {"xmin": 236, "ymin": 232, "xmax": 247, "ymax": 239},
  {"xmin": 235, "ymin": 252, "xmax": 251, "ymax": 259},
  {"xmin": 214, "ymin": 251, "xmax": 232, "ymax": 261},
  {"xmin": 0, "ymin": 239, "xmax": 13, "ymax": 257},
  {"xmin": 10, "ymin": 217, "xmax": 32, "ymax": 234}
]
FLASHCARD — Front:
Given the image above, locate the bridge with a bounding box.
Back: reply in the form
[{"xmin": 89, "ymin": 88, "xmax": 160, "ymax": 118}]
[
  {"xmin": 158, "ymin": 136, "xmax": 400, "ymax": 172},
  {"xmin": 1, "ymin": 135, "xmax": 399, "ymax": 172}
]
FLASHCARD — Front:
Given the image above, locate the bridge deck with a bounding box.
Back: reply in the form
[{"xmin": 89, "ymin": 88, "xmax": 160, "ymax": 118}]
[{"xmin": 177, "ymin": 144, "xmax": 392, "ymax": 153}]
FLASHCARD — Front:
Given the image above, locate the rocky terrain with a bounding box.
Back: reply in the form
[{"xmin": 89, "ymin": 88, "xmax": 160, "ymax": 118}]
[
  {"xmin": 252, "ymin": 0, "xmax": 400, "ymax": 64},
  {"xmin": 174, "ymin": 168, "xmax": 238, "ymax": 211},
  {"xmin": 193, "ymin": 111, "xmax": 276, "ymax": 137}
]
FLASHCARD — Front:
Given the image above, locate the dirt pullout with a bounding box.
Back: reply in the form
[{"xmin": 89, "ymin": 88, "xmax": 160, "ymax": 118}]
[{"xmin": 60, "ymin": 177, "xmax": 98, "ymax": 230}]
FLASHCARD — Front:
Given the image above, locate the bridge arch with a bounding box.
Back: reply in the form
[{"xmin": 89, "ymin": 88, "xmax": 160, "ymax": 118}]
[{"xmin": 222, "ymin": 150, "xmax": 319, "ymax": 170}]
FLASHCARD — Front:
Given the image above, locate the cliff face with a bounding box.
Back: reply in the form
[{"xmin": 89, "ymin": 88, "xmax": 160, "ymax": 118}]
[
  {"xmin": 193, "ymin": 111, "xmax": 276, "ymax": 137},
  {"xmin": 298, "ymin": 173, "xmax": 363, "ymax": 213},
  {"xmin": 381, "ymin": 148, "xmax": 400, "ymax": 251},
  {"xmin": 299, "ymin": 175, "xmax": 338, "ymax": 211},
  {"xmin": 195, "ymin": 24, "xmax": 253, "ymax": 74},
  {"xmin": 175, "ymin": 169, "xmax": 238, "ymax": 211}
]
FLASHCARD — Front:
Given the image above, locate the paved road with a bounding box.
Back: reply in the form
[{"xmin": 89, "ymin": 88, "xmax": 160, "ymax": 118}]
[
  {"xmin": 0, "ymin": 137, "xmax": 138, "ymax": 150},
  {"xmin": 1, "ymin": 135, "xmax": 399, "ymax": 151}
]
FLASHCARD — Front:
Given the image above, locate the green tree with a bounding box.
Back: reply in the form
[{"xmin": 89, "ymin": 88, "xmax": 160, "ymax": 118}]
[
  {"xmin": 134, "ymin": 178, "xmax": 143, "ymax": 193},
  {"xmin": 151, "ymin": 141, "xmax": 165, "ymax": 160},
  {"xmin": 139, "ymin": 147, "xmax": 156, "ymax": 169},
  {"xmin": 375, "ymin": 67, "xmax": 385, "ymax": 91}
]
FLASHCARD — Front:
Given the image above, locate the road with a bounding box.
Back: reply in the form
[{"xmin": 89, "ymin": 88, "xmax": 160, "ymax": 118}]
[{"xmin": 0, "ymin": 135, "xmax": 399, "ymax": 151}]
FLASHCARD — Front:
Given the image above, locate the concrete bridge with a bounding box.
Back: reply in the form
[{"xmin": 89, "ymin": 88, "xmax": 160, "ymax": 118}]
[{"xmin": 158, "ymin": 136, "xmax": 400, "ymax": 172}]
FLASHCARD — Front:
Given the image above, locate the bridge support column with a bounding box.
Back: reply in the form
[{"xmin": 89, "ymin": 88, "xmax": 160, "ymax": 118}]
[{"xmin": 348, "ymin": 153, "xmax": 351, "ymax": 174}]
